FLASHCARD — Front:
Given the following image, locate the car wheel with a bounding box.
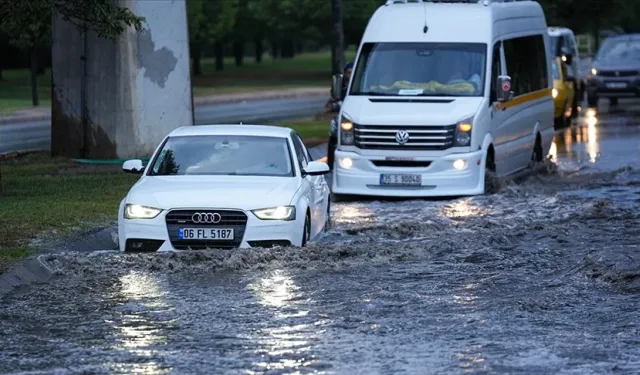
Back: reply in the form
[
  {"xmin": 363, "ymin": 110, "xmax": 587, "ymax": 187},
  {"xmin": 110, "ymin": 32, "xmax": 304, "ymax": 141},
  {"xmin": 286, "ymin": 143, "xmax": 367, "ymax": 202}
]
[
  {"xmin": 301, "ymin": 212, "xmax": 311, "ymax": 247},
  {"xmin": 571, "ymin": 91, "xmax": 579, "ymax": 119},
  {"xmin": 563, "ymin": 113, "xmax": 572, "ymax": 128},
  {"xmin": 324, "ymin": 198, "xmax": 331, "ymax": 232},
  {"xmin": 554, "ymin": 116, "xmax": 563, "ymax": 130},
  {"xmin": 587, "ymin": 94, "xmax": 598, "ymax": 108}
]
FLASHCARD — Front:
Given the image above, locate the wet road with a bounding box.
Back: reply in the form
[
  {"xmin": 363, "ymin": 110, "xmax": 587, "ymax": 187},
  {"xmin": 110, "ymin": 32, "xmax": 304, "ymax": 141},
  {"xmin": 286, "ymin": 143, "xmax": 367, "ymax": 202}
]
[
  {"xmin": 0, "ymin": 96, "xmax": 326, "ymax": 155},
  {"xmin": 1, "ymin": 99, "xmax": 640, "ymax": 374}
]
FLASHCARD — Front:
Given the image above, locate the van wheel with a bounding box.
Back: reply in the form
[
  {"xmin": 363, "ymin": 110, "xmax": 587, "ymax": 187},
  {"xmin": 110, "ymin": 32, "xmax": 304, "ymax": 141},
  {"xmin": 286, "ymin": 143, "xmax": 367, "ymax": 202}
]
[
  {"xmin": 531, "ymin": 136, "xmax": 543, "ymax": 165},
  {"xmin": 483, "ymin": 148, "xmax": 497, "ymax": 194},
  {"xmin": 324, "ymin": 198, "xmax": 331, "ymax": 232}
]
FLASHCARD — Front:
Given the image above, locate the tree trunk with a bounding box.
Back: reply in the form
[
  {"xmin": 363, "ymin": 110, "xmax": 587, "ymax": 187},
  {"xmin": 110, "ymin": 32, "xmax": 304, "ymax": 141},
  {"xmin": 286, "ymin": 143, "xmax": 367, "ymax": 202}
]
[
  {"xmin": 192, "ymin": 44, "xmax": 202, "ymax": 75},
  {"xmin": 233, "ymin": 39, "xmax": 244, "ymax": 66},
  {"xmin": 0, "ymin": 69, "xmax": 3, "ymax": 81},
  {"xmin": 29, "ymin": 50, "xmax": 39, "ymax": 106},
  {"xmin": 255, "ymin": 37, "xmax": 263, "ymax": 63},
  {"xmin": 270, "ymin": 41, "xmax": 278, "ymax": 59},
  {"xmin": 214, "ymin": 41, "xmax": 224, "ymax": 71},
  {"xmin": 281, "ymin": 39, "xmax": 295, "ymax": 59},
  {"xmin": 331, "ymin": 0, "xmax": 345, "ymax": 75}
]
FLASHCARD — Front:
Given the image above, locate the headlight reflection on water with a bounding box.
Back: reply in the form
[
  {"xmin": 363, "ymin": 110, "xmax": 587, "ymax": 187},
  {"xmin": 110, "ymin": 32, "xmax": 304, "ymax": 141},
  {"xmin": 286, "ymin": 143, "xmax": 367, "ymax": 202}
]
[
  {"xmin": 246, "ymin": 270, "xmax": 325, "ymax": 372},
  {"xmin": 108, "ymin": 272, "xmax": 175, "ymax": 375}
]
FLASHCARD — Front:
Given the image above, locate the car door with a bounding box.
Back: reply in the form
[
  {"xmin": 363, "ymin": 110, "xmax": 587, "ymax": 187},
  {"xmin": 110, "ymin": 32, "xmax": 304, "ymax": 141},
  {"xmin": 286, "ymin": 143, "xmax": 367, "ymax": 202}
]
[{"xmin": 291, "ymin": 134, "xmax": 323, "ymax": 236}]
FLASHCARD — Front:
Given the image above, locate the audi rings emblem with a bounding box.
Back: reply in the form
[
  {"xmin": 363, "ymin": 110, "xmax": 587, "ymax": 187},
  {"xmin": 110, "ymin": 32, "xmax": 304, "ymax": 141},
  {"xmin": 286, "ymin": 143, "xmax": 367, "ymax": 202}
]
[{"xmin": 192, "ymin": 212, "xmax": 222, "ymax": 224}]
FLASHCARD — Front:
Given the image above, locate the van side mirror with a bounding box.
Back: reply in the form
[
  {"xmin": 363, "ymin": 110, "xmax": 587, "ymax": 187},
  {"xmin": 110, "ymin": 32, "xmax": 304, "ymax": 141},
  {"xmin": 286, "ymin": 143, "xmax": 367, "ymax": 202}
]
[
  {"xmin": 496, "ymin": 75, "xmax": 514, "ymax": 102},
  {"xmin": 562, "ymin": 53, "xmax": 573, "ymax": 66},
  {"xmin": 331, "ymin": 73, "xmax": 344, "ymax": 100}
]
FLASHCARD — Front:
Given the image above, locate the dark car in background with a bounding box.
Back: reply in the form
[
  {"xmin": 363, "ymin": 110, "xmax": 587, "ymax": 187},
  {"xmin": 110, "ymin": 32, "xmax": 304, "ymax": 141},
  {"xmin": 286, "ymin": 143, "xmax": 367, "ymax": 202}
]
[{"xmin": 586, "ymin": 34, "xmax": 640, "ymax": 107}]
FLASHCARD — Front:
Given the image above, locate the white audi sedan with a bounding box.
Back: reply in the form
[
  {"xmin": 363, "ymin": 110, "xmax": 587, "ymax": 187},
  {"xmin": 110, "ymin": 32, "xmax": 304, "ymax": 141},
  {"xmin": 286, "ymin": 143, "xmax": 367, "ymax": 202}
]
[{"xmin": 117, "ymin": 125, "xmax": 331, "ymax": 252}]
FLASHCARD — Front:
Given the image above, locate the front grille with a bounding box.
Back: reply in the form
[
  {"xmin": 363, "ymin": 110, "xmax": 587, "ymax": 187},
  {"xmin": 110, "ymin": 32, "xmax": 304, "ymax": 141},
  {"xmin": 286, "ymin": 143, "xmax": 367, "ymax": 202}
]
[
  {"xmin": 165, "ymin": 210, "xmax": 248, "ymax": 250},
  {"xmin": 125, "ymin": 239, "xmax": 165, "ymax": 252},
  {"xmin": 598, "ymin": 70, "xmax": 638, "ymax": 77},
  {"xmin": 354, "ymin": 124, "xmax": 456, "ymax": 150}
]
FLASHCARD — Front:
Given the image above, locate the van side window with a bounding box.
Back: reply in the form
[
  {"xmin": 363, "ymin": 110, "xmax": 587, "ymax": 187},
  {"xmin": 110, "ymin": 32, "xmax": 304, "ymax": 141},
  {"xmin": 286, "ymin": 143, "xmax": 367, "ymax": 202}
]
[
  {"xmin": 490, "ymin": 42, "xmax": 501, "ymax": 103},
  {"xmin": 503, "ymin": 34, "xmax": 548, "ymax": 96}
]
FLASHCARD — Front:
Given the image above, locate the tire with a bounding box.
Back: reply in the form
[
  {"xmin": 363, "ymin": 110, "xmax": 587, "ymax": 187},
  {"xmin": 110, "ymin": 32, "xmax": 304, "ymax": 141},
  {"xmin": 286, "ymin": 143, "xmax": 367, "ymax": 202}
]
[
  {"xmin": 327, "ymin": 136, "xmax": 337, "ymax": 170},
  {"xmin": 563, "ymin": 113, "xmax": 572, "ymax": 128},
  {"xmin": 483, "ymin": 149, "xmax": 496, "ymax": 194},
  {"xmin": 323, "ymin": 197, "xmax": 331, "ymax": 232},
  {"xmin": 571, "ymin": 86, "xmax": 579, "ymax": 119},
  {"xmin": 554, "ymin": 116, "xmax": 563, "ymax": 130},
  {"xmin": 531, "ymin": 135, "xmax": 543, "ymax": 164},
  {"xmin": 587, "ymin": 94, "xmax": 598, "ymax": 108},
  {"xmin": 609, "ymin": 97, "xmax": 618, "ymax": 106},
  {"xmin": 301, "ymin": 212, "xmax": 311, "ymax": 247}
]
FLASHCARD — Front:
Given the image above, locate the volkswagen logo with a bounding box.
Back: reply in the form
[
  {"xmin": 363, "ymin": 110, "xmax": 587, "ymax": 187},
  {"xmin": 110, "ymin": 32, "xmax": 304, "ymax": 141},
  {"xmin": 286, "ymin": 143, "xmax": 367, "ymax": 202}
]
[
  {"xmin": 395, "ymin": 130, "xmax": 410, "ymax": 145},
  {"xmin": 192, "ymin": 212, "xmax": 222, "ymax": 224}
]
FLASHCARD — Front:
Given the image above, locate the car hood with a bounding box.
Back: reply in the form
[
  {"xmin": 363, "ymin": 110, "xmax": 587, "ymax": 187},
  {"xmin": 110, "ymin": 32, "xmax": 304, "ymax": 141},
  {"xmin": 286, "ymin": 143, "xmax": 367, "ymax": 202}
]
[
  {"xmin": 126, "ymin": 175, "xmax": 301, "ymax": 210},
  {"xmin": 341, "ymin": 96, "xmax": 484, "ymax": 125}
]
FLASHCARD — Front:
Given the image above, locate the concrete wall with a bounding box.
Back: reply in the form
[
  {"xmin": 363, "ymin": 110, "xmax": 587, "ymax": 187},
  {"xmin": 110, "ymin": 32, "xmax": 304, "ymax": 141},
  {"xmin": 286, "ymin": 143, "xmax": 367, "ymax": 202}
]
[{"xmin": 51, "ymin": 0, "xmax": 193, "ymax": 159}]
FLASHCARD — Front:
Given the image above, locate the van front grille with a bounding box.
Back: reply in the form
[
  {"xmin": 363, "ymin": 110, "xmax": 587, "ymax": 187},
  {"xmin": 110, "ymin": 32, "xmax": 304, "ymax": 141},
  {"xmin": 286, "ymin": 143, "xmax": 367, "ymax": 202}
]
[{"xmin": 354, "ymin": 124, "xmax": 456, "ymax": 151}]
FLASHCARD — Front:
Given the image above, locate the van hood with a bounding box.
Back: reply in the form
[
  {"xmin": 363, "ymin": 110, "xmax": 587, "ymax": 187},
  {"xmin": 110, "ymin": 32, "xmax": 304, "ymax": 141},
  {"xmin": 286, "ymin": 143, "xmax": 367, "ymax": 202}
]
[{"xmin": 341, "ymin": 96, "xmax": 484, "ymax": 125}]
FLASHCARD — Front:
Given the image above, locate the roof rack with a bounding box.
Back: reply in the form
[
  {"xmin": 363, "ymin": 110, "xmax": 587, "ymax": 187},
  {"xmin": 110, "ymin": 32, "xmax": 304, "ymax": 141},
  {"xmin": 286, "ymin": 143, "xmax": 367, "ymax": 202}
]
[{"xmin": 385, "ymin": 0, "xmax": 530, "ymax": 5}]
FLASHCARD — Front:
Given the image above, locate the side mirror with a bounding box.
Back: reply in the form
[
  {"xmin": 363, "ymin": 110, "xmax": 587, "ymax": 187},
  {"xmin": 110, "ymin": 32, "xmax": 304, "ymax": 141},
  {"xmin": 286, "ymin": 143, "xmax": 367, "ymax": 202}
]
[
  {"xmin": 331, "ymin": 73, "xmax": 343, "ymax": 100},
  {"xmin": 122, "ymin": 159, "xmax": 144, "ymax": 174},
  {"xmin": 303, "ymin": 161, "xmax": 330, "ymax": 176},
  {"xmin": 562, "ymin": 53, "xmax": 573, "ymax": 66},
  {"xmin": 496, "ymin": 75, "xmax": 514, "ymax": 102}
]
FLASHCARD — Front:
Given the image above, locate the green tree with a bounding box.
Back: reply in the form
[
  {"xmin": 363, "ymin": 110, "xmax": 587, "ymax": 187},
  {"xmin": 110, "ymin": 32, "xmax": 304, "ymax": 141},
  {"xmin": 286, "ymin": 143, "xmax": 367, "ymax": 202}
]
[
  {"xmin": 0, "ymin": 0, "xmax": 145, "ymax": 106},
  {"xmin": 187, "ymin": 0, "xmax": 238, "ymax": 73}
]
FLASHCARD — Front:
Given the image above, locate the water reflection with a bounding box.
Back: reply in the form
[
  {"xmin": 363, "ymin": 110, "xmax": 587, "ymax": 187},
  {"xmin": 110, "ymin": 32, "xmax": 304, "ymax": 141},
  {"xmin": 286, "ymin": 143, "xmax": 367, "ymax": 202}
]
[
  {"xmin": 332, "ymin": 203, "xmax": 375, "ymax": 225},
  {"xmin": 441, "ymin": 199, "xmax": 486, "ymax": 219},
  {"xmin": 553, "ymin": 107, "xmax": 600, "ymax": 164},
  {"xmin": 246, "ymin": 270, "xmax": 323, "ymax": 372},
  {"xmin": 109, "ymin": 272, "xmax": 173, "ymax": 374}
]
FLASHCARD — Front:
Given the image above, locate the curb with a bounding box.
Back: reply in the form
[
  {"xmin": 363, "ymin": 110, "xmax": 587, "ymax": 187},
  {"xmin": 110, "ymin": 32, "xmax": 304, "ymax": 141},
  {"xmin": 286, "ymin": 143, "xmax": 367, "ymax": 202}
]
[
  {"xmin": 0, "ymin": 114, "xmax": 51, "ymax": 125},
  {"xmin": 0, "ymin": 226, "xmax": 118, "ymax": 298},
  {"xmin": 0, "ymin": 256, "xmax": 55, "ymax": 298}
]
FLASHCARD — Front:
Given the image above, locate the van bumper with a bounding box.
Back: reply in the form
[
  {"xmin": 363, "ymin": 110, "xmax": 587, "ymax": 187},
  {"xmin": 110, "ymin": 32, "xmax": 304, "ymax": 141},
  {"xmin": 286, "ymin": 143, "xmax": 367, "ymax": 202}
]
[{"xmin": 331, "ymin": 149, "xmax": 485, "ymax": 197}]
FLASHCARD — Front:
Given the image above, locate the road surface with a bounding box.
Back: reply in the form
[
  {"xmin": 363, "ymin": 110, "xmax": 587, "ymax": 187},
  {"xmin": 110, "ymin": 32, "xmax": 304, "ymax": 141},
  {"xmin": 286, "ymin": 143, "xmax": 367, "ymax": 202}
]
[
  {"xmin": 1, "ymin": 99, "xmax": 639, "ymax": 374},
  {"xmin": 0, "ymin": 96, "xmax": 327, "ymax": 155}
]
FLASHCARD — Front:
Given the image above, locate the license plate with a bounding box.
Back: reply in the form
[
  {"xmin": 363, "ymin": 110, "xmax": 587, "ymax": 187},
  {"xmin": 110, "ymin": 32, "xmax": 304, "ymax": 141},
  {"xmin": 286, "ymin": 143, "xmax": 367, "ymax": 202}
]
[
  {"xmin": 606, "ymin": 82, "xmax": 627, "ymax": 89},
  {"xmin": 178, "ymin": 228, "xmax": 234, "ymax": 240},
  {"xmin": 379, "ymin": 174, "xmax": 422, "ymax": 186}
]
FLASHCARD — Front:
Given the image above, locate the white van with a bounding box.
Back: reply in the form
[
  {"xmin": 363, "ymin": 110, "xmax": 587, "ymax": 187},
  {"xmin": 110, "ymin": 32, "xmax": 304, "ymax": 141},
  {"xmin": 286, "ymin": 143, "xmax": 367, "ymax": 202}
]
[{"xmin": 330, "ymin": 0, "xmax": 554, "ymax": 198}]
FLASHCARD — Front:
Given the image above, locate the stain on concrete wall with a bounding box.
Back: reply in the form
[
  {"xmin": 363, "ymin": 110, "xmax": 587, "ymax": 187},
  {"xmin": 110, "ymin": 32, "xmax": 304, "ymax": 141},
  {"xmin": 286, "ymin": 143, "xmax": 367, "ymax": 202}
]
[
  {"xmin": 50, "ymin": 0, "xmax": 193, "ymax": 159},
  {"xmin": 137, "ymin": 30, "xmax": 178, "ymax": 88}
]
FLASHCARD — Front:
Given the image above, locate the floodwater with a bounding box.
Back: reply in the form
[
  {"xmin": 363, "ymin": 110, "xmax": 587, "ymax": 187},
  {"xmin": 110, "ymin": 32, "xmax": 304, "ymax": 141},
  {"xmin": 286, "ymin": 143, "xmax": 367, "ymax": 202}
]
[{"xmin": 1, "ymin": 100, "xmax": 639, "ymax": 375}]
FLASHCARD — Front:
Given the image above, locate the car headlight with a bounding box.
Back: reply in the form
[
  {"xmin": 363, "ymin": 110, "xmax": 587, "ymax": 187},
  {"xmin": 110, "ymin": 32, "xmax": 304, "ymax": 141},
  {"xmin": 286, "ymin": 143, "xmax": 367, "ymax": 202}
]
[
  {"xmin": 453, "ymin": 116, "xmax": 472, "ymax": 147},
  {"xmin": 124, "ymin": 204, "xmax": 162, "ymax": 219},
  {"xmin": 552, "ymin": 88, "xmax": 558, "ymax": 98},
  {"xmin": 591, "ymin": 67, "xmax": 597, "ymax": 76},
  {"xmin": 252, "ymin": 206, "xmax": 296, "ymax": 221},
  {"xmin": 339, "ymin": 114, "xmax": 354, "ymax": 146}
]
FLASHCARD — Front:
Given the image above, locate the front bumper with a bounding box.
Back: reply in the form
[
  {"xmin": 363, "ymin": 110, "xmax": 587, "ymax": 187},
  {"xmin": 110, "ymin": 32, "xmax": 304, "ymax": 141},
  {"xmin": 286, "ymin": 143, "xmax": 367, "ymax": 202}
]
[
  {"xmin": 331, "ymin": 149, "xmax": 485, "ymax": 197},
  {"xmin": 587, "ymin": 75, "xmax": 640, "ymax": 97},
  {"xmin": 118, "ymin": 209, "xmax": 304, "ymax": 252}
]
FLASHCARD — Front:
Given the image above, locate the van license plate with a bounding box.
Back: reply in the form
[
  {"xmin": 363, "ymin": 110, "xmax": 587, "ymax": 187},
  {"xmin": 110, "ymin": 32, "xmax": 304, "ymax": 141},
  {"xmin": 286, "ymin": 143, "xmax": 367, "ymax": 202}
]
[
  {"xmin": 606, "ymin": 82, "xmax": 627, "ymax": 89},
  {"xmin": 379, "ymin": 174, "xmax": 421, "ymax": 186}
]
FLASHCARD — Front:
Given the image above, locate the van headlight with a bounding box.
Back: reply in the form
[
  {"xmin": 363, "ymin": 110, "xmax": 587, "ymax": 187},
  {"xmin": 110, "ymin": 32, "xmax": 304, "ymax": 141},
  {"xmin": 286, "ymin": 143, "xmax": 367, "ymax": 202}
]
[
  {"xmin": 124, "ymin": 204, "xmax": 162, "ymax": 219},
  {"xmin": 252, "ymin": 206, "xmax": 296, "ymax": 221},
  {"xmin": 339, "ymin": 114, "xmax": 355, "ymax": 146},
  {"xmin": 453, "ymin": 116, "xmax": 473, "ymax": 147}
]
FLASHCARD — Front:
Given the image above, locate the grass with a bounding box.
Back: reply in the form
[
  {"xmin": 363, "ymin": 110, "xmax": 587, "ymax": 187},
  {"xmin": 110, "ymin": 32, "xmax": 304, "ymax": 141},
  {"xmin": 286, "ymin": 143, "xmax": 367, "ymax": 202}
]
[
  {"xmin": 0, "ymin": 153, "xmax": 139, "ymax": 272},
  {"xmin": 0, "ymin": 48, "xmax": 356, "ymax": 114},
  {"xmin": 275, "ymin": 118, "xmax": 330, "ymax": 140}
]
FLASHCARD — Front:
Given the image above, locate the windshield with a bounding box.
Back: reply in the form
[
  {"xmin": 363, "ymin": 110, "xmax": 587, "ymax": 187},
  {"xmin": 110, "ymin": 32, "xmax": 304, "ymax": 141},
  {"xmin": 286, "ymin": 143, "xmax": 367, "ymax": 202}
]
[
  {"xmin": 596, "ymin": 39, "xmax": 640, "ymax": 63},
  {"xmin": 350, "ymin": 42, "xmax": 487, "ymax": 97},
  {"xmin": 148, "ymin": 135, "xmax": 294, "ymax": 177}
]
